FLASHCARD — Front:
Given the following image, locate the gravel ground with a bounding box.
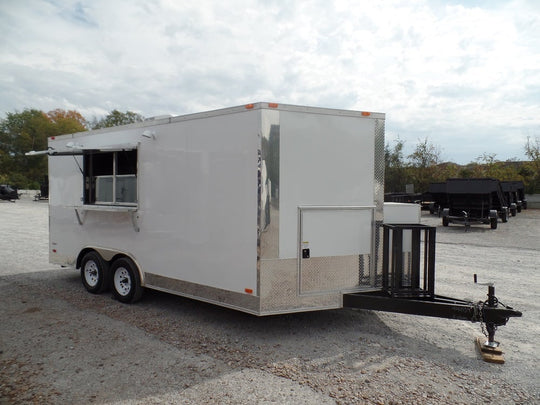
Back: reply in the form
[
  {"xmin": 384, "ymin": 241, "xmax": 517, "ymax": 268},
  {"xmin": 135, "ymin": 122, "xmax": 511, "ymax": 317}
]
[{"xmin": 0, "ymin": 194, "xmax": 539, "ymax": 404}]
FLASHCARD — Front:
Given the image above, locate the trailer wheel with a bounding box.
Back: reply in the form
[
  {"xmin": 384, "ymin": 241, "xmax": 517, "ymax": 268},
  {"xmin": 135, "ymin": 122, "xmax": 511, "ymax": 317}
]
[
  {"xmin": 111, "ymin": 257, "xmax": 143, "ymax": 303},
  {"xmin": 501, "ymin": 211, "xmax": 508, "ymax": 223},
  {"xmin": 442, "ymin": 216, "xmax": 449, "ymax": 227},
  {"xmin": 490, "ymin": 217, "xmax": 498, "ymax": 229},
  {"xmin": 510, "ymin": 207, "xmax": 517, "ymax": 217},
  {"xmin": 81, "ymin": 251, "xmax": 110, "ymax": 294}
]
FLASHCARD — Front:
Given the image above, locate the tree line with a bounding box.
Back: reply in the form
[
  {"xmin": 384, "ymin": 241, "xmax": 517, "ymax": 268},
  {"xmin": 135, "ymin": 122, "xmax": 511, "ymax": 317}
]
[
  {"xmin": 0, "ymin": 109, "xmax": 143, "ymax": 189},
  {"xmin": 0, "ymin": 107, "xmax": 539, "ymax": 193},
  {"xmin": 385, "ymin": 137, "xmax": 540, "ymax": 194}
]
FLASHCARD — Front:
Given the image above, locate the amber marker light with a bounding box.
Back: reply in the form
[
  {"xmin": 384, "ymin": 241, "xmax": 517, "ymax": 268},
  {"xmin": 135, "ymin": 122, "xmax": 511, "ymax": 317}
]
[
  {"xmin": 245, "ymin": 288, "xmax": 253, "ymax": 294},
  {"xmin": 361, "ymin": 111, "xmax": 371, "ymax": 116},
  {"xmin": 268, "ymin": 103, "xmax": 278, "ymax": 108},
  {"xmin": 245, "ymin": 104, "xmax": 254, "ymax": 109}
]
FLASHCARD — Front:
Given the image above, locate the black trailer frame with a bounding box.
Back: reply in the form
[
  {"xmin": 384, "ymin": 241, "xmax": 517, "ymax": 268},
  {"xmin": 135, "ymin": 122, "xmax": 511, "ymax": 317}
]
[
  {"xmin": 344, "ymin": 224, "xmax": 521, "ymax": 346},
  {"xmin": 422, "ymin": 182, "xmax": 447, "ymax": 215},
  {"xmin": 513, "ymin": 181, "xmax": 527, "ymax": 209},
  {"xmin": 500, "ymin": 181, "xmax": 520, "ymax": 215}
]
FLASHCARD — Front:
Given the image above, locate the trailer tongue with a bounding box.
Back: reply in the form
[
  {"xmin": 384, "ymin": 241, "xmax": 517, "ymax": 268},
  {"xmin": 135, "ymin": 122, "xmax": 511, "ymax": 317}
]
[{"xmin": 343, "ymin": 223, "xmax": 522, "ymax": 363}]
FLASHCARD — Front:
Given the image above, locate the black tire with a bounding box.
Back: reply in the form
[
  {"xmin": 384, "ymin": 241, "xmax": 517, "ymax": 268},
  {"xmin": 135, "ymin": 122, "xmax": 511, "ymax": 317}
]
[
  {"xmin": 501, "ymin": 211, "xmax": 508, "ymax": 223},
  {"xmin": 517, "ymin": 205, "xmax": 522, "ymax": 213},
  {"xmin": 490, "ymin": 217, "xmax": 498, "ymax": 229},
  {"xmin": 442, "ymin": 216, "xmax": 449, "ymax": 227},
  {"xmin": 511, "ymin": 207, "xmax": 517, "ymax": 217},
  {"xmin": 80, "ymin": 251, "xmax": 110, "ymax": 294},
  {"xmin": 111, "ymin": 257, "xmax": 143, "ymax": 303}
]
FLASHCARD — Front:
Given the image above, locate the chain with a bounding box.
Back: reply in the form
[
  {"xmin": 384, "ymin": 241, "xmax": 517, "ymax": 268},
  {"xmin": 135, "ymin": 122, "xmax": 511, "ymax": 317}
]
[
  {"xmin": 477, "ymin": 300, "xmax": 488, "ymax": 338},
  {"xmin": 478, "ymin": 297, "xmax": 507, "ymax": 339}
]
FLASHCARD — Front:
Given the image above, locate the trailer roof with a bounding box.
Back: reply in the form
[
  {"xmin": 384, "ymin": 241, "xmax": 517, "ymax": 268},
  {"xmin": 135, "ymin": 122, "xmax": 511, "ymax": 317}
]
[
  {"xmin": 446, "ymin": 178, "xmax": 503, "ymax": 194},
  {"xmin": 428, "ymin": 182, "xmax": 446, "ymax": 193},
  {"xmin": 49, "ymin": 102, "xmax": 385, "ymax": 141}
]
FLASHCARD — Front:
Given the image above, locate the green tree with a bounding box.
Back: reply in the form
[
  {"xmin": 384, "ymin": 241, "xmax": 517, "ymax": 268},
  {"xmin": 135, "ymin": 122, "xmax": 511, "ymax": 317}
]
[
  {"xmin": 47, "ymin": 109, "xmax": 88, "ymax": 133},
  {"xmin": 473, "ymin": 153, "xmax": 523, "ymax": 184},
  {"xmin": 432, "ymin": 162, "xmax": 460, "ymax": 182},
  {"xmin": 0, "ymin": 109, "xmax": 86, "ymax": 188},
  {"xmin": 524, "ymin": 136, "xmax": 540, "ymax": 193},
  {"xmin": 458, "ymin": 164, "xmax": 476, "ymax": 178},
  {"xmin": 384, "ymin": 138, "xmax": 408, "ymax": 192},
  {"xmin": 91, "ymin": 110, "xmax": 144, "ymax": 129},
  {"xmin": 0, "ymin": 109, "xmax": 51, "ymax": 188},
  {"xmin": 407, "ymin": 137, "xmax": 442, "ymax": 193}
]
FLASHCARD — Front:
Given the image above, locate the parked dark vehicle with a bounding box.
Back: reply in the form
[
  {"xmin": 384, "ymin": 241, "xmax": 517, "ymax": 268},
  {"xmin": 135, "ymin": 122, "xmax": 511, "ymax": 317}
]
[
  {"xmin": 0, "ymin": 185, "xmax": 19, "ymax": 201},
  {"xmin": 442, "ymin": 178, "xmax": 508, "ymax": 229},
  {"xmin": 500, "ymin": 181, "xmax": 520, "ymax": 215},
  {"xmin": 40, "ymin": 181, "xmax": 49, "ymax": 199},
  {"xmin": 422, "ymin": 182, "xmax": 447, "ymax": 215},
  {"xmin": 384, "ymin": 192, "xmax": 422, "ymax": 204},
  {"xmin": 34, "ymin": 176, "xmax": 49, "ymax": 201},
  {"xmin": 513, "ymin": 180, "xmax": 527, "ymax": 210}
]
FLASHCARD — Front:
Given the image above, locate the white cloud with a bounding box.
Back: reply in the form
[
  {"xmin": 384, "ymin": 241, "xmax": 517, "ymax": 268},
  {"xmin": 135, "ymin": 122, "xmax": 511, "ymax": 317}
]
[{"xmin": 0, "ymin": 0, "xmax": 539, "ymax": 163}]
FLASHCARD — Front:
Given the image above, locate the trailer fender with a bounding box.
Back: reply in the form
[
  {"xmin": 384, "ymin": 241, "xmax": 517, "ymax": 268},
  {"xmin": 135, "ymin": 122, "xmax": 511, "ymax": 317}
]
[{"xmin": 76, "ymin": 247, "xmax": 145, "ymax": 285}]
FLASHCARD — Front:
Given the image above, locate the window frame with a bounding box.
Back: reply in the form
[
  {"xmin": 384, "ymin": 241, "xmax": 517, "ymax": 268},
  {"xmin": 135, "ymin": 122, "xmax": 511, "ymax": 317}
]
[{"xmin": 83, "ymin": 149, "xmax": 138, "ymax": 207}]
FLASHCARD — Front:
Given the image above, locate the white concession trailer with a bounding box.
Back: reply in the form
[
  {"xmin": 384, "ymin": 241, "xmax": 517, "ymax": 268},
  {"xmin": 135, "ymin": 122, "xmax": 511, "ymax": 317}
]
[{"xmin": 46, "ymin": 102, "xmax": 387, "ymax": 315}]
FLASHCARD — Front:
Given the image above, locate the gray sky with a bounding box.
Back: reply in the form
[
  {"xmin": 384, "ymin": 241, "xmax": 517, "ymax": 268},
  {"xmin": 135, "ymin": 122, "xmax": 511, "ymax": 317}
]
[{"xmin": 1, "ymin": 0, "xmax": 539, "ymax": 163}]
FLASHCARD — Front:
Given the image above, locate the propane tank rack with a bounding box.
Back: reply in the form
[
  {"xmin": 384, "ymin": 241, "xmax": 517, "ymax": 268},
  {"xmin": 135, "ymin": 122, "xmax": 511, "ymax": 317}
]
[{"xmin": 382, "ymin": 223, "xmax": 436, "ymax": 298}]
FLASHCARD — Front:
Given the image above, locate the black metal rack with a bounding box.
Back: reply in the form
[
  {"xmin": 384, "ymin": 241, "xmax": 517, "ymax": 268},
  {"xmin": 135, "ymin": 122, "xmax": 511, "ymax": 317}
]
[{"xmin": 382, "ymin": 224, "xmax": 436, "ymax": 298}]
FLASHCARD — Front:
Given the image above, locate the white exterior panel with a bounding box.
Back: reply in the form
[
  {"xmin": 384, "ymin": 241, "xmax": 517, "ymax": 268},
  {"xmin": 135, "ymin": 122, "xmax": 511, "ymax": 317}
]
[
  {"xmin": 47, "ymin": 103, "xmax": 386, "ymax": 315},
  {"xmin": 383, "ymin": 202, "xmax": 421, "ymax": 224},
  {"xmin": 136, "ymin": 113, "xmax": 259, "ymax": 294},
  {"xmin": 279, "ymin": 111, "xmax": 375, "ymax": 259},
  {"xmin": 383, "ymin": 202, "xmax": 422, "ymax": 253},
  {"xmin": 302, "ymin": 208, "xmax": 373, "ymax": 258},
  {"xmin": 49, "ymin": 110, "xmax": 259, "ymax": 295}
]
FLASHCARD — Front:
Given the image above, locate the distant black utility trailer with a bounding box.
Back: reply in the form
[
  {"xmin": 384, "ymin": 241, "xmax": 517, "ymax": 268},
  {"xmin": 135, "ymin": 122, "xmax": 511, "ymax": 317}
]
[
  {"xmin": 34, "ymin": 176, "xmax": 49, "ymax": 201},
  {"xmin": 423, "ymin": 182, "xmax": 447, "ymax": 215},
  {"xmin": 500, "ymin": 181, "xmax": 520, "ymax": 215},
  {"xmin": 515, "ymin": 181, "xmax": 527, "ymax": 209},
  {"xmin": 384, "ymin": 192, "xmax": 422, "ymax": 204},
  {"xmin": 503, "ymin": 180, "xmax": 527, "ymax": 211},
  {"xmin": 441, "ymin": 178, "xmax": 508, "ymax": 229}
]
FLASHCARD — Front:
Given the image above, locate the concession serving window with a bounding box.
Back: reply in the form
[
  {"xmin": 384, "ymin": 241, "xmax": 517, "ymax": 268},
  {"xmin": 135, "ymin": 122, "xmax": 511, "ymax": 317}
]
[{"xmin": 83, "ymin": 149, "xmax": 138, "ymax": 205}]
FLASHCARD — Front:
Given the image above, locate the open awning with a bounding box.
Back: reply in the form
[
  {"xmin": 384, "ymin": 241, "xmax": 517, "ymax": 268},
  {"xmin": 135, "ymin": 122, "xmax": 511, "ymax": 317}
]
[{"xmin": 26, "ymin": 142, "xmax": 138, "ymax": 157}]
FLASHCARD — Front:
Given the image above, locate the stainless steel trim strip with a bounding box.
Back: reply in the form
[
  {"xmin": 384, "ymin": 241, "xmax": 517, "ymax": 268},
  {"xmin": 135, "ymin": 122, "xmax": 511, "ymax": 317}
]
[{"xmin": 145, "ymin": 273, "xmax": 260, "ymax": 314}]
